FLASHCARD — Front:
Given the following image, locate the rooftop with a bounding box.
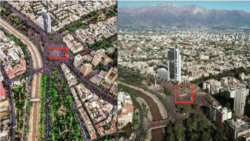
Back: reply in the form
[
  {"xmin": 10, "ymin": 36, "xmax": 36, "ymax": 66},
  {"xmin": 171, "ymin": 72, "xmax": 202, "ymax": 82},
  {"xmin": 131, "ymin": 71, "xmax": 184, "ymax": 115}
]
[{"xmin": 0, "ymin": 83, "xmax": 5, "ymax": 98}]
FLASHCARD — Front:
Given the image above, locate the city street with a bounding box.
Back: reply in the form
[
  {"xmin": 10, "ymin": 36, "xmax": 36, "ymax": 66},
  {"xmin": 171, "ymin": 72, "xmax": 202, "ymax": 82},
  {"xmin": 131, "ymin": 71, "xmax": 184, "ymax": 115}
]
[
  {"xmin": 0, "ymin": 63, "xmax": 16, "ymax": 141},
  {"xmin": 0, "ymin": 18, "xmax": 43, "ymax": 69}
]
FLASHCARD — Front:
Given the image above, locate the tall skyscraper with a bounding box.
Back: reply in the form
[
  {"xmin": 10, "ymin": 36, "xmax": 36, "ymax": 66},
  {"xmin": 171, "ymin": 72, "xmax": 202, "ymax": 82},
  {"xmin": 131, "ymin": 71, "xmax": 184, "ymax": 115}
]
[
  {"xmin": 234, "ymin": 88, "xmax": 249, "ymax": 116},
  {"xmin": 167, "ymin": 45, "xmax": 181, "ymax": 83},
  {"xmin": 42, "ymin": 12, "xmax": 51, "ymax": 33},
  {"xmin": 36, "ymin": 12, "xmax": 51, "ymax": 33}
]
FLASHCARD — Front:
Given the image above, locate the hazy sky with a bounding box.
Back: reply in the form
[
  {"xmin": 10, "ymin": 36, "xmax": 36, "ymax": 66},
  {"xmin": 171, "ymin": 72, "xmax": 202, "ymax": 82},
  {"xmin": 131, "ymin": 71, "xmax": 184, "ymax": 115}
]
[{"xmin": 118, "ymin": 1, "xmax": 250, "ymax": 13}]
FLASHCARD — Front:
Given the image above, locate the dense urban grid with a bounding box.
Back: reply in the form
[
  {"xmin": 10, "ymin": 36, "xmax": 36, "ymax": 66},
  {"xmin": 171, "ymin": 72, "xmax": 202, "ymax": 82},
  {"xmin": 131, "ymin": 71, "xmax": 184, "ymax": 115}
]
[
  {"xmin": 0, "ymin": 1, "xmax": 118, "ymax": 141},
  {"xmin": 118, "ymin": 27, "xmax": 250, "ymax": 141}
]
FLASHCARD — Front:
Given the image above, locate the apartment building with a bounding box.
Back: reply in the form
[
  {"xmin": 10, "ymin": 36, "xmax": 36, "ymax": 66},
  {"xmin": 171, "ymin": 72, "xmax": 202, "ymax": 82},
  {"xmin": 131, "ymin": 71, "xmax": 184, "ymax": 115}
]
[
  {"xmin": 234, "ymin": 88, "xmax": 249, "ymax": 116},
  {"xmin": 210, "ymin": 105, "xmax": 232, "ymax": 126}
]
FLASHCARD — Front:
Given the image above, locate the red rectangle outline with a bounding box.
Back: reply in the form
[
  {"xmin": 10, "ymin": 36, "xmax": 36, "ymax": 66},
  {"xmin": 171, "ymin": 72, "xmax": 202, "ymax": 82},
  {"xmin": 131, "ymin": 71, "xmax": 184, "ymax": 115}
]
[
  {"xmin": 175, "ymin": 85, "xmax": 193, "ymax": 103},
  {"xmin": 49, "ymin": 47, "xmax": 68, "ymax": 59}
]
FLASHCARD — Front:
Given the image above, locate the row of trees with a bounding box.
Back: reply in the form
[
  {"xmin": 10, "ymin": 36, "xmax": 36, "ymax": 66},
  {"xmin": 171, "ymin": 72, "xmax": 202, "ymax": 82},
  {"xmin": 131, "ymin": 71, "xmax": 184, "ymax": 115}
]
[
  {"xmin": 185, "ymin": 114, "xmax": 230, "ymax": 141},
  {"xmin": 1, "ymin": 28, "xmax": 30, "ymax": 68},
  {"xmin": 58, "ymin": 5, "xmax": 117, "ymax": 35},
  {"xmin": 24, "ymin": 101, "xmax": 33, "ymax": 139},
  {"xmin": 108, "ymin": 9, "xmax": 116, "ymax": 17},
  {"xmin": 1, "ymin": 6, "xmax": 39, "ymax": 34},
  {"xmin": 165, "ymin": 122, "xmax": 182, "ymax": 141},
  {"xmin": 40, "ymin": 37, "xmax": 45, "ymax": 47},
  {"xmin": 89, "ymin": 34, "xmax": 117, "ymax": 49},
  {"xmin": 163, "ymin": 86, "xmax": 172, "ymax": 96},
  {"xmin": 118, "ymin": 67, "xmax": 142, "ymax": 86},
  {"xmin": 47, "ymin": 68, "xmax": 82, "ymax": 140},
  {"xmin": 191, "ymin": 66, "xmax": 250, "ymax": 84},
  {"xmin": 11, "ymin": 35, "xmax": 27, "ymax": 49},
  {"xmin": 12, "ymin": 84, "xmax": 27, "ymax": 135},
  {"xmin": 38, "ymin": 74, "xmax": 47, "ymax": 140},
  {"xmin": 141, "ymin": 102, "xmax": 148, "ymax": 118}
]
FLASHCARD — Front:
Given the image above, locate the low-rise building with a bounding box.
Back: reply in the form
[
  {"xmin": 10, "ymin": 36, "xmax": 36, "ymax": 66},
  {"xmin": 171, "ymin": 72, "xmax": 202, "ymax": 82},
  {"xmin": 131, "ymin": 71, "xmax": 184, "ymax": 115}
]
[
  {"xmin": 0, "ymin": 30, "xmax": 7, "ymax": 40},
  {"xmin": 74, "ymin": 83, "xmax": 117, "ymax": 139},
  {"xmin": 203, "ymin": 79, "xmax": 221, "ymax": 95},
  {"xmin": 0, "ymin": 83, "xmax": 6, "ymax": 101},
  {"xmin": 118, "ymin": 92, "xmax": 133, "ymax": 129},
  {"xmin": 118, "ymin": 105, "xmax": 133, "ymax": 129}
]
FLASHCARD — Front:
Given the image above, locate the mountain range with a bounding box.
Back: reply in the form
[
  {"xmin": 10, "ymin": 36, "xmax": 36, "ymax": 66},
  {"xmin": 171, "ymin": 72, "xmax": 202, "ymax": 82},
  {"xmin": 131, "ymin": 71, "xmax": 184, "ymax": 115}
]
[{"xmin": 118, "ymin": 3, "xmax": 250, "ymax": 28}]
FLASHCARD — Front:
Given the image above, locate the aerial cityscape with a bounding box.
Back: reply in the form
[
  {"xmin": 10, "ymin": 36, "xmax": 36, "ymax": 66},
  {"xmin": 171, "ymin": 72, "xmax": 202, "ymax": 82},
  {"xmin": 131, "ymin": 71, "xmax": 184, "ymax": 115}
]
[
  {"xmin": 118, "ymin": 1, "xmax": 250, "ymax": 141},
  {"xmin": 1, "ymin": 1, "xmax": 250, "ymax": 141},
  {"xmin": 0, "ymin": 1, "xmax": 117, "ymax": 141}
]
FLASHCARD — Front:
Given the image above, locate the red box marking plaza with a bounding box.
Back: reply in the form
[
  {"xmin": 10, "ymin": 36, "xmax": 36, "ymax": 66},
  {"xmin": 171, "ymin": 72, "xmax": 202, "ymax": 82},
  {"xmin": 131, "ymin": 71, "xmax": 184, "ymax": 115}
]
[
  {"xmin": 175, "ymin": 85, "xmax": 193, "ymax": 103},
  {"xmin": 49, "ymin": 47, "xmax": 67, "ymax": 59}
]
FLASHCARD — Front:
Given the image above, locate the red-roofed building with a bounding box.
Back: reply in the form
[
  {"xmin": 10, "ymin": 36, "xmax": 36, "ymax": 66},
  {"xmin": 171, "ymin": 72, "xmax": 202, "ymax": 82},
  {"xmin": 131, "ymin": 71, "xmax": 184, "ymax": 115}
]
[
  {"xmin": 0, "ymin": 83, "xmax": 6, "ymax": 100},
  {"xmin": 107, "ymin": 120, "xmax": 117, "ymax": 135},
  {"xmin": 118, "ymin": 105, "xmax": 133, "ymax": 129},
  {"xmin": 7, "ymin": 59, "xmax": 26, "ymax": 79}
]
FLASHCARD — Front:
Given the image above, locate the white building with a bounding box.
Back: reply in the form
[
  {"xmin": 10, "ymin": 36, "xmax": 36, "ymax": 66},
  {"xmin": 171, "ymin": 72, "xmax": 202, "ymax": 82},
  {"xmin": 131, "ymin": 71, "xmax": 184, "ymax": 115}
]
[
  {"xmin": 118, "ymin": 92, "xmax": 133, "ymax": 110},
  {"xmin": 210, "ymin": 105, "xmax": 232, "ymax": 126},
  {"xmin": 239, "ymin": 72, "xmax": 245, "ymax": 80},
  {"xmin": 0, "ymin": 70, "xmax": 3, "ymax": 82},
  {"xmin": 234, "ymin": 88, "xmax": 249, "ymax": 116},
  {"xmin": 36, "ymin": 12, "xmax": 51, "ymax": 33},
  {"xmin": 199, "ymin": 54, "xmax": 209, "ymax": 60},
  {"xmin": 118, "ymin": 92, "xmax": 133, "ymax": 129},
  {"xmin": 167, "ymin": 45, "xmax": 181, "ymax": 83},
  {"xmin": 203, "ymin": 79, "xmax": 221, "ymax": 95},
  {"xmin": 225, "ymin": 118, "xmax": 250, "ymax": 140},
  {"xmin": 8, "ymin": 48, "xmax": 20, "ymax": 61},
  {"xmin": 0, "ymin": 49, "xmax": 7, "ymax": 61}
]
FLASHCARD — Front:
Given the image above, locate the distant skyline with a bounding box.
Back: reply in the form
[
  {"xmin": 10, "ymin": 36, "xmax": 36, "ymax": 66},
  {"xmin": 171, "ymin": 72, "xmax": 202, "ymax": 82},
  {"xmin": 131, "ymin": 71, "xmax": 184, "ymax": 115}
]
[{"xmin": 118, "ymin": 1, "xmax": 250, "ymax": 13}]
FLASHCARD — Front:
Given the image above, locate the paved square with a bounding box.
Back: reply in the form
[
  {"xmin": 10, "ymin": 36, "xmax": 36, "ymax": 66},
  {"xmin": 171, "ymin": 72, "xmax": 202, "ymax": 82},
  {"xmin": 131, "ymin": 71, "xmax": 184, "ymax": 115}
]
[
  {"xmin": 49, "ymin": 48, "xmax": 67, "ymax": 59},
  {"xmin": 175, "ymin": 85, "xmax": 193, "ymax": 103}
]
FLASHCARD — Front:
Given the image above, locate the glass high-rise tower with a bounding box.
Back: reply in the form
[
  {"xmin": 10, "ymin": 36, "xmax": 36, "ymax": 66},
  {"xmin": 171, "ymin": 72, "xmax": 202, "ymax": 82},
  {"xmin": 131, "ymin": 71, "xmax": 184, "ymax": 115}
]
[
  {"xmin": 167, "ymin": 45, "xmax": 181, "ymax": 83},
  {"xmin": 41, "ymin": 12, "xmax": 51, "ymax": 33}
]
